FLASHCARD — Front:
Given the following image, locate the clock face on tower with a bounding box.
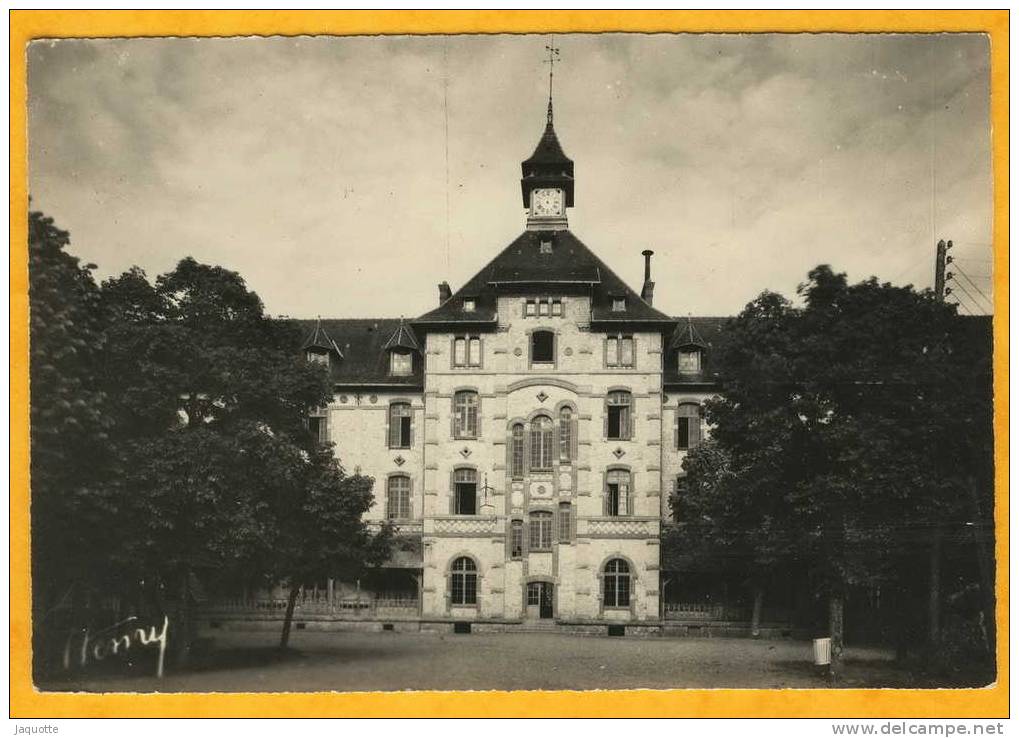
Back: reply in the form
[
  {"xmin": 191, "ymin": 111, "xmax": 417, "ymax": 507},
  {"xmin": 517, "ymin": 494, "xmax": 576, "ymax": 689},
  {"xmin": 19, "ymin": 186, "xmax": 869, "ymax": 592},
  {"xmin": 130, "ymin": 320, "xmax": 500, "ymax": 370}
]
[{"xmin": 531, "ymin": 188, "xmax": 564, "ymax": 217}]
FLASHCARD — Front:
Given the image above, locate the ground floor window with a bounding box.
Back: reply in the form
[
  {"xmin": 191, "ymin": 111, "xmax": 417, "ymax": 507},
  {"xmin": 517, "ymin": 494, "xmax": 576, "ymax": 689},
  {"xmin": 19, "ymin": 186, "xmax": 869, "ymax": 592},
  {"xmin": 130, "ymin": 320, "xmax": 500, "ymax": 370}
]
[
  {"xmin": 450, "ymin": 557, "xmax": 478, "ymax": 605},
  {"xmin": 526, "ymin": 582, "xmax": 542, "ymax": 606},
  {"xmin": 604, "ymin": 558, "xmax": 631, "ymax": 608}
]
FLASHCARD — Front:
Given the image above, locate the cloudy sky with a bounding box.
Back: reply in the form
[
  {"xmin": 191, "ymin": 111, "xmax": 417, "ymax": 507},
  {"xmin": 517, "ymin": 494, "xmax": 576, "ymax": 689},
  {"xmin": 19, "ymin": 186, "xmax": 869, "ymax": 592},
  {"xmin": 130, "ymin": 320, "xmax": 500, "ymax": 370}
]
[{"xmin": 28, "ymin": 33, "xmax": 993, "ymax": 318}]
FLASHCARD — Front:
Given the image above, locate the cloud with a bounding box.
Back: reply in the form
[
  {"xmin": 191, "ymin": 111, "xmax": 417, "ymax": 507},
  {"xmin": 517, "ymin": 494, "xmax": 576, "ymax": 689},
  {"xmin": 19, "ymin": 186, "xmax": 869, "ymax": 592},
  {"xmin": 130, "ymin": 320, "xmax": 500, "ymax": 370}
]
[{"xmin": 28, "ymin": 33, "xmax": 992, "ymax": 318}]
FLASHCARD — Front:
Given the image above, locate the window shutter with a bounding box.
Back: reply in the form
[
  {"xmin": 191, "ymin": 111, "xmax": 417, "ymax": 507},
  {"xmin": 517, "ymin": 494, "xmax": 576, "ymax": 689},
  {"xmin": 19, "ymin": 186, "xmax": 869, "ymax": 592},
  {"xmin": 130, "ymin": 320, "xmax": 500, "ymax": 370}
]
[
  {"xmin": 601, "ymin": 470, "xmax": 609, "ymax": 516},
  {"xmin": 624, "ymin": 478, "xmax": 633, "ymax": 515},
  {"xmin": 450, "ymin": 397, "xmax": 457, "ymax": 439},
  {"xmin": 409, "ymin": 409, "xmax": 415, "ymax": 448},
  {"xmin": 505, "ymin": 426, "xmax": 513, "ymax": 472},
  {"xmin": 627, "ymin": 398, "xmax": 634, "ymax": 440},
  {"xmin": 673, "ymin": 412, "xmax": 680, "ymax": 449},
  {"xmin": 449, "ymin": 469, "xmax": 455, "ymax": 515},
  {"xmin": 603, "ymin": 398, "xmax": 609, "ymax": 440},
  {"xmin": 475, "ymin": 396, "xmax": 482, "ymax": 439},
  {"xmin": 385, "ymin": 406, "xmax": 392, "ymax": 448}
]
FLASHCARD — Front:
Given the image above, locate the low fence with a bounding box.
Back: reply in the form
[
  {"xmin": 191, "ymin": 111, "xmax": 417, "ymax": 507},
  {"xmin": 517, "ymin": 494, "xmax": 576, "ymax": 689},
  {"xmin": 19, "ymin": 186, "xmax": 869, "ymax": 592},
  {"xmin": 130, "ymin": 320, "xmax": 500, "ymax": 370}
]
[
  {"xmin": 204, "ymin": 591, "xmax": 420, "ymax": 620},
  {"xmin": 663, "ymin": 602, "xmax": 749, "ymax": 621}
]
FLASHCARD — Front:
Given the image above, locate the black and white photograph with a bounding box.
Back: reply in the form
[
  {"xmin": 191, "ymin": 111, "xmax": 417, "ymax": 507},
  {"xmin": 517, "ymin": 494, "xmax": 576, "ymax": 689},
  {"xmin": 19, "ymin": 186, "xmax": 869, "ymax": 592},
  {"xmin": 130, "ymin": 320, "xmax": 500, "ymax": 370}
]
[{"xmin": 25, "ymin": 28, "xmax": 997, "ymax": 698}]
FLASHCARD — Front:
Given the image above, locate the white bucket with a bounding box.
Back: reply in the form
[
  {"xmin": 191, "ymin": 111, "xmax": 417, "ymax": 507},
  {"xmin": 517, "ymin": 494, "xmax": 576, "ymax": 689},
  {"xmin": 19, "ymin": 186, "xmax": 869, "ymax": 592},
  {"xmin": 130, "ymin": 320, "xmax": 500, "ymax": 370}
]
[{"xmin": 813, "ymin": 637, "xmax": 832, "ymax": 665}]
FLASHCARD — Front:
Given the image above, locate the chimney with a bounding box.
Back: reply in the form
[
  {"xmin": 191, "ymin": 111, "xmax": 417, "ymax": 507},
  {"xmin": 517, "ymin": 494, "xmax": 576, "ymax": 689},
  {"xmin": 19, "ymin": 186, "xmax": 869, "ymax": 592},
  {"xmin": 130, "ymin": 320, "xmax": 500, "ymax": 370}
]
[
  {"xmin": 438, "ymin": 281, "xmax": 452, "ymax": 305},
  {"xmin": 640, "ymin": 249, "xmax": 655, "ymax": 305}
]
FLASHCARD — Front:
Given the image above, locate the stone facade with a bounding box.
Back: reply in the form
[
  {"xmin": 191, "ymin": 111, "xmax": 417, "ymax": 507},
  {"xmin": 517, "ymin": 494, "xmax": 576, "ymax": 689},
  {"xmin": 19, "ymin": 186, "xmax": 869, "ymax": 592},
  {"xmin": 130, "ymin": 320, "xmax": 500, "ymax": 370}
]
[{"xmin": 300, "ymin": 108, "xmax": 724, "ymax": 627}]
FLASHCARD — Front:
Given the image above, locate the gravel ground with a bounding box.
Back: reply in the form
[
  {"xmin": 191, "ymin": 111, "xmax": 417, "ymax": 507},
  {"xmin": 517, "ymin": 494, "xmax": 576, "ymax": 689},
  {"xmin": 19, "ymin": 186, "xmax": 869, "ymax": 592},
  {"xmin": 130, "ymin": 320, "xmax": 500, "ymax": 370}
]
[{"xmin": 37, "ymin": 629, "xmax": 960, "ymax": 693}]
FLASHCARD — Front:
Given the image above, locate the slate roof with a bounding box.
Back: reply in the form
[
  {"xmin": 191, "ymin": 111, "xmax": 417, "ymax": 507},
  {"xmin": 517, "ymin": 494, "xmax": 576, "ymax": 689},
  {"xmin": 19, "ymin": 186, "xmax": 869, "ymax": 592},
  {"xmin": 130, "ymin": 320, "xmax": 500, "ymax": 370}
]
[
  {"xmin": 520, "ymin": 117, "xmax": 575, "ymax": 207},
  {"xmin": 382, "ymin": 319, "xmax": 420, "ymax": 352},
  {"xmin": 294, "ymin": 318, "xmax": 423, "ymax": 388},
  {"xmin": 414, "ymin": 230, "xmax": 674, "ymax": 327},
  {"xmin": 663, "ymin": 317, "xmax": 729, "ymax": 389},
  {"xmin": 301, "ymin": 321, "xmax": 344, "ymax": 357}
]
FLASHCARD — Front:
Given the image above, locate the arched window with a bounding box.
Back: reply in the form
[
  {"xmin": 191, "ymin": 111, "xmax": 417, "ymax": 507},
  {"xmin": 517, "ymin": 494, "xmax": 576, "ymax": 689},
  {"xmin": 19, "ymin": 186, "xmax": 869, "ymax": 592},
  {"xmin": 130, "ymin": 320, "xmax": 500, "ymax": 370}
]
[
  {"xmin": 389, "ymin": 402, "xmax": 412, "ymax": 448},
  {"xmin": 530, "ymin": 415, "xmax": 554, "ymax": 471},
  {"xmin": 453, "ymin": 390, "xmax": 479, "ymax": 439},
  {"xmin": 606, "ymin": 391, "xmax": 632, "ymax": 440},
  {"xmin": 558, "ymin": 406, "xmax": 573, "ymax": 462},
  {"xmin": 510, "ymin": 519, "xmax": 524, "ymax": 559},
  {"xmin": 450, "ymin": 557, "xmax": 478, "ymax": 606},
  {"xmin": 386, "ymin": 475, "xmax": 411, "ymax": 520},
  {"xmin": 603, "ymin": 558, "xmax": 631, "ymax": 608},
  {"xmin": 676, "ymin": 403, "xmax": 703, "ymax": 450},
  {"xmin": 529, "ymin": 511, "xmax": 553, "ymax": 551},
  {"xmin": 452, "ymin": 468, "xmax": 477, "ymax": 515},
  {"xmin": 510, "ymin": 423, "xmax": 525, "ymax": 478},
  {"xmin": 531, "ymin": 330, "xmax": 555, "ymax": 364},
  {"xmin": 605, "ymin": 469, "xmax": 631, "ymax": 516}
]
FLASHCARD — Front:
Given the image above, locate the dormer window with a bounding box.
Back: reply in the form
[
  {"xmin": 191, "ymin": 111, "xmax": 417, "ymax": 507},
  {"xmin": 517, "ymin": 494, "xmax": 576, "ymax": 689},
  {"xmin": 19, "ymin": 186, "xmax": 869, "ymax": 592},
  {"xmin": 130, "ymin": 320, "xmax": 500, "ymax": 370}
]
[
  {"xmin": 539, "ymin": 239, "xmax": 553, "ymax": 254},
  {"xmin": 463, "ymin": 298, "xmax": 476, "ymax": 313},
  {"xmin": 390, "ymin": 350, "xmax": 413, "ymax": 377},
  {"xmin": 612, "ymin": 297, "xmax": 626, "ymax": 312},
  {"xmin": 307, "ymin": 351, "xmax": 330, "ymax": 367},
  {"xmin": 678, "ymin": 349, "xmax": 702, "ymax": 374}
]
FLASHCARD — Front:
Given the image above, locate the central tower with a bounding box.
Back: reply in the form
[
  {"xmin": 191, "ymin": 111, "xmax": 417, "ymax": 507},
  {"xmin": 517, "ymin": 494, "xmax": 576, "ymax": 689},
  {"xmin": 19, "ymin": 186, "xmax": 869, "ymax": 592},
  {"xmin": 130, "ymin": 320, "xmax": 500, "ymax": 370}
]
[
  {"xmin": 521, "ymin": 39, "xmax": 574, "ymax": 231},
  {"xmin": 520, "ymin": 110, "xmax": 574, "ymax": 231}
]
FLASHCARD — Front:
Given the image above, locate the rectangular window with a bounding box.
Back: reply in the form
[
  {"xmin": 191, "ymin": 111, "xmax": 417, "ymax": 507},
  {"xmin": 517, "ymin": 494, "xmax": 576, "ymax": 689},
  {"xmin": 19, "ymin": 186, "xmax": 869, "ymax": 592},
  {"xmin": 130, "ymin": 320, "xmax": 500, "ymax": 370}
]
[
  {"xmin": 679, "ymin": 349, "xmax": 701, "ymax": 373},
  {"xmin": 612, "ymin": 297, "xmax": 626, "ymax": 312},
  {"xmin": 525, "ymin": 300, "xmax": 537, "ymax": 317},
  {"xmin": 606, "ymin": 470, "xmax": 630, "ymax": 516},
  {"xmin": 605, "ymin": 574, "xmax": 630, "ymax": 608},
  {"xmin": 551, "ymin": 299, "xmax": 563, "ymax": 316},
  {"xmin": 558, "ymin": 503, "xmax": 572, "ymax": 543},
  {"xmin": 308, "ymin": 414, "xmax": 328, "ymax": 445},
  {"xmin": 390, "ymin": 351, "xmax": 413, "ymax": 376},
  {"xmin": 677, "ymin": 405, "xmax": 703, "ymax": 450},
  {"xmin": 453, "ymin": 335, "xmax": 481, "ymax": 367},
  {"xmin": 453, "ymin": 391, "xmax": 479, "ymax": 439},
  {"xmin": 527, "ymin": 582, "xmax": 542, "ymax": 606},
  {"xmin": 620, "ymin": 337, "xmax": 634, "ymax": 367},
  {"xmin": 606, "ymin": 335, "xmax": 634, "ymax": 368},
  {"xmin": 607, "ymin": 392, "xmax": 631, "ymax": 440},
  {"xmin": 463, "ymin": 298, "xmax": 476, "ymax": 312},
  {"xmin": 386, "ymin": 476, "xmax": 411, "ymax": 520},
  {"xmin": 531, "ymin": 331, "xmax": 555, "ymax": 364},
  {"xmin": 511, "ymin": 424, "xmax": 525, "ymax": 478},
  {"xmin": 529, "ymin": 513, "xmax": 553, "ymax": 551},
  {"xmin": 510, "ymin": 520, "xmax": 523, "ymax": 559},
  {"xmin": 538, "ymin": 300, "xmax": 549, "ymax": 316},
  {"xmin": 453, "ymin": 468, "xmax": 477, "ymax": 515},
  {"xmin": 389, "ymin": 403, "xmax": 412, "ymax": 448}
]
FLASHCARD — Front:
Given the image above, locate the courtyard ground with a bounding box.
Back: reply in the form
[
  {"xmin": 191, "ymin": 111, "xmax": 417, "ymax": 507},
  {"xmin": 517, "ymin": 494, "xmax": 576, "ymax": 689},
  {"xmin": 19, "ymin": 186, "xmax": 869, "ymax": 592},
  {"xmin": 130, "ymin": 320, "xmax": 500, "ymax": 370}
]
[{"xmin": 40, "ymin": 630, "xmax": 990, "ymax": 693}]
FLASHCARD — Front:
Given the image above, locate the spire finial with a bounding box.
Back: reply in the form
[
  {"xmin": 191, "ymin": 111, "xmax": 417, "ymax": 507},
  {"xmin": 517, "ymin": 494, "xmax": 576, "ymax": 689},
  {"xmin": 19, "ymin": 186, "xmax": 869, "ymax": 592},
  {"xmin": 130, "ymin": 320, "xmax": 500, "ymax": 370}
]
[{"xmin": 544, "ymin": 36, "xmax": 560, "ymax": 124}]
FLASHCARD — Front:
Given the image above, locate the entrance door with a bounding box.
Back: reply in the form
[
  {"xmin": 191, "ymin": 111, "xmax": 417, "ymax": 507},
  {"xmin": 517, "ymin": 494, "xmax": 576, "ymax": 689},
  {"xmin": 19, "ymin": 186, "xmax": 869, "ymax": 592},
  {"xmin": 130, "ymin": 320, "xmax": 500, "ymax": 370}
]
[{"xmin": 539, "ymin": 582, "xmax": 554, "ymax": 619}]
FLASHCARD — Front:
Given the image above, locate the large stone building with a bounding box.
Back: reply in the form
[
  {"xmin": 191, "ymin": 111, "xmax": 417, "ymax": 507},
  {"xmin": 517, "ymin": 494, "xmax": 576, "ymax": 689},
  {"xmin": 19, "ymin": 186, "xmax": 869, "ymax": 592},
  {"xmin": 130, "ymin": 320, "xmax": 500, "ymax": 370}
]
[{"xmin": 295, "ymin": 104, "xmax": 729, "ymax": 632}]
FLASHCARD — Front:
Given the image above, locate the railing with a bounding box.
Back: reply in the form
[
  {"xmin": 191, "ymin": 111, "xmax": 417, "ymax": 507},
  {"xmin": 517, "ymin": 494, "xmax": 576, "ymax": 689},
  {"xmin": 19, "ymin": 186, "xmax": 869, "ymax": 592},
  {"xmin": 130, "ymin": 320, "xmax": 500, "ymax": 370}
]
[
  {"xmin": 663, "ymin": 602, "xmax": 749, "ymax": 621},
  {"xmin": 367, "ymin": 520, "xmax": 423, "ymax": 534},
  {"xmin": 204, "ymin": 591, "xmax": 419, "ymax": 619}
]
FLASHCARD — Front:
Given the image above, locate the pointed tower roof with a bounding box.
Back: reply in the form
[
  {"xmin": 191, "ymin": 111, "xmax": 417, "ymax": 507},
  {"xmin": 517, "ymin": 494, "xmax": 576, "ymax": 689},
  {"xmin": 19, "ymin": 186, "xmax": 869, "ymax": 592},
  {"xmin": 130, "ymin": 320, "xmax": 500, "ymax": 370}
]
[
  {"xmin": 301, "ymin": 320, "xmax": 344, "ymax": 357},
  {"xmin": 670, "ymin": 317, "xmax": 710, "ymax": 349},
  {"xmin": 520, "ymin": 116, "xmax": 575, "ymax": 208},
  {"xmin": 382, "ymin": 318, "xmax": 420, "ymax": 352}
]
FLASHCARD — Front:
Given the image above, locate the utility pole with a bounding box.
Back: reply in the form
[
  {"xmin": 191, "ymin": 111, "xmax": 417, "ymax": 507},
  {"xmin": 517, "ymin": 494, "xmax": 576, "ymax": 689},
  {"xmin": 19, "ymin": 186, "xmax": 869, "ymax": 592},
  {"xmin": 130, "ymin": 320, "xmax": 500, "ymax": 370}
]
[
  {"xmin": 929, "ymin": 238, "xmax": 952, "ymax": 651},
  {"xmin": 934, "ymin": 239, "xmax": 953, "ymax": 301}
]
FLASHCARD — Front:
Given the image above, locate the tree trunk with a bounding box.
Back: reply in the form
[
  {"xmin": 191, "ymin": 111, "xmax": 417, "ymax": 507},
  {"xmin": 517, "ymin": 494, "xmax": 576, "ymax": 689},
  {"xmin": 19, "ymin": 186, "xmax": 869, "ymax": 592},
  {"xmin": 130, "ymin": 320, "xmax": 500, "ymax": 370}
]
[
  {"xmin": 966, "ymin": 476, "xmax": 996, "ymax": 661},
  {"xmin": 750, "ymin": 586, "xmax": 764, "ymax": 637},
  {"xmin": 828, "ymin": 592, "xmax": 845, "ymax": 684},
  {"xmin": 928, "ymin": 525, "xmax": 943, "ymax": 650},
  {"xmin": 172, "ymin": 570, "xmax": 195, "ymax": 669},
  {"xmin": 279, "ymin": 585, "xmax": 301, "ymax": 650}
]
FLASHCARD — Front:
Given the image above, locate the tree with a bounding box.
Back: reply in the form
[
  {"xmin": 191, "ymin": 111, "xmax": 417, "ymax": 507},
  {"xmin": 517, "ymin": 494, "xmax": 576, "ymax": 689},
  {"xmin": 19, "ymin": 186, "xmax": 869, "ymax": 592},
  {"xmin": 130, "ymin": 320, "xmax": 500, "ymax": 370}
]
[
  {"xmin": 27, "ymin": 211, "xmax": 115, "ymax": 651},
  {"xmin": 681, "ymin": 266, "xmax": 991, "ymax": 678},
  {"xmin": 271, "ymin": 445, "xmax": 393, "ymax": 650},
  {"xmin": 97, "ymin": 257, "xmax": 388, "ymax": 662}
]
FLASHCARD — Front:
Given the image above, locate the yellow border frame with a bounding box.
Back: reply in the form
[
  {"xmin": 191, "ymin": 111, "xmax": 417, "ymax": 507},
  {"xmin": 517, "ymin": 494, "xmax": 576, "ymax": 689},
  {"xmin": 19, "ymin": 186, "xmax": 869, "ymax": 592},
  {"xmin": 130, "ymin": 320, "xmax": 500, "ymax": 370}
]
[{"xmin": 9, "ymin": 10, "xmax": 1009, "ymax": 718}]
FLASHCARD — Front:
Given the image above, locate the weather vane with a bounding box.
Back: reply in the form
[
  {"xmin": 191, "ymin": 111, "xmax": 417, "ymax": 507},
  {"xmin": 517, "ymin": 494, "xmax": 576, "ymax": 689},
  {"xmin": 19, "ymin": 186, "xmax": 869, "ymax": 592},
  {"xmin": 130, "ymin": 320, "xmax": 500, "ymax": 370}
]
[{"xmin": 544, "ymin": 36, "xmax": 561, "ymax": 123}]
